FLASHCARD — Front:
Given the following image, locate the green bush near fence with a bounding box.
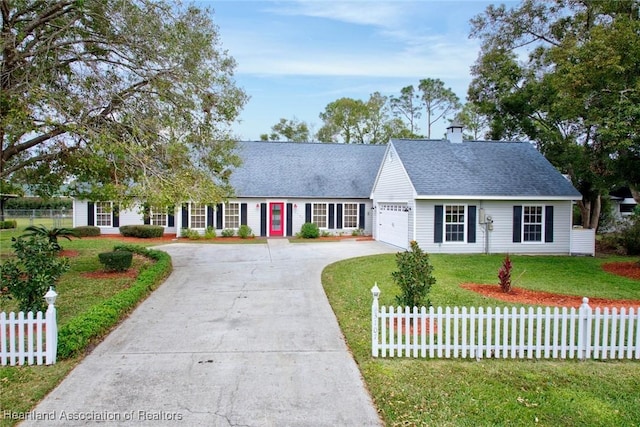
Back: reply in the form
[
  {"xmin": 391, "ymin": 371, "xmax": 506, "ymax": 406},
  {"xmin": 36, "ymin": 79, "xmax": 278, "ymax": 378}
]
[
  {"xmin": 119, "ymin": 224, "xmax": 164, "ymax": 238},
  {"xmin": 0, "ymin": 220, "xmax": 17, "ymax": 229},
  {"xmin": 57, "ymin": 245, "xmax": 171, "ymax": 359}
]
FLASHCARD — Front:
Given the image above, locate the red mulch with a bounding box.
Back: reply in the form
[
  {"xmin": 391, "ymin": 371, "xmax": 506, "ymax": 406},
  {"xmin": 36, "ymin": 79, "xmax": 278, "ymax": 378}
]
[
  {"xmin": 461, "ymin": 283, "xmax": 640, "ymax": 309},
  {"xmin": 602, "ymin": 261, "xmax": 640, "ymax": 280}
]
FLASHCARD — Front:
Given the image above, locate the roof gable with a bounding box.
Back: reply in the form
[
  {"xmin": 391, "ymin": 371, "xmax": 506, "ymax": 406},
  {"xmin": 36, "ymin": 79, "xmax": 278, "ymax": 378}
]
[
  {"xmin": 390, "ymin": 139, "xmax": 582, "ymax": 199},
  {"xmin": 230, "ymin": 141, "xmax": 387, "ymax": 198}
]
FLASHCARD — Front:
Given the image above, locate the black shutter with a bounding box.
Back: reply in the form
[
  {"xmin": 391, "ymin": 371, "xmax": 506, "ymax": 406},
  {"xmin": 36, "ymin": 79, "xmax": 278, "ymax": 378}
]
[
  {"xmin": 336, "ymin": 204, "xmax": 343, "ymax": 229},
  {"xmin": 207, "ymin": 205, "xmax": 214, "ymax": 228},
  {"xmin": 168, "ymin": 206, "xmax": 175, "ymax": 227},
  {"xmin": 513, "ymin": 206, "xmax": 522, "ymax": 243},
  {"xmin": 241, "ymin": 203, "xmax": 248, "ymax": 226},
  {"xmin": 305, "ymin": 203, "xmax": 312, "ymax": 223},
  {"xmin": 87, "ymin": 202, "xmax": 95, "ymax": 226},
  {"xmin": 434, "ymin": 205, "xmax": 443, "ymax": 243},
  {"xmin": 260, "ymin": 203, "xmax": 267, "ymax": 236},
  {"xmin": 216, "ymin": 204, "xmax": 223, "ymax": 229},
  {"xmin": 181, "ymin": 204, "xmax": 189, "ymax": 228},
  {"xmin": 467, "ymin": 205, "xmax": 476, "ymax": 243},
  {"xmin": 286, "ymin": 203, "xmax": 293, "ymax": 236},
  {"xmin": 143, "ymin": 204, "xmax": 150, "ymax": 225},
  {"xmin": 328, "ymin": 204, "xmax": 335, "ymax": 228},
  {"xmin": 112, "ymin": 205, "xmax": 119, "ymax": 227},
  {"xmin": 358, "ymin": 203, "xmax": 365, "ymax": 229},
  {"xmin": 545, "ymin": 206, "xmax": 554, "ymax": 243}
]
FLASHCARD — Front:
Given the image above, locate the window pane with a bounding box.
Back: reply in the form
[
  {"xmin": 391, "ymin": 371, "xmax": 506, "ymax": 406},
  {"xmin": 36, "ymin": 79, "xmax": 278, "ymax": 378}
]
[
  {"xmin": 523, "ymin": 206, "xmax": 543, "ymax": 242},
  {"xmin": 313, "ymin": 203, "xmax": 327, "ymax": 228},
  {"xmin": 444, "ymin": 205, "xmax": 465, "ymax": 242},
  {"xmin": 96, "ymin": 202, "xmax": 112, "ymax": 227},
  {"xmin": 344, "ymin": 203, "xmax": 358, "ymax": 228},
  {"xmin": 190, "ymin": 203, "xmax": 206, "ymax": 229},
  {"xmin": 225, "ymin": 203, "xmax": 240, "ymax": 228},
  {"xmin": 150, "ymin": 206, "xmax": 167, "ymax": 227}
]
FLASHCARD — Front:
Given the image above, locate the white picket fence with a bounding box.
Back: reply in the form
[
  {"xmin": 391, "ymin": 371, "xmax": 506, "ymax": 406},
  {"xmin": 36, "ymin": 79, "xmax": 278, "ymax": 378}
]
[
  {"xmin": 371, "ymin": 285, "xmax": 640, "ymax": 360},
  {"xmin": 0, "ymin": 290, "xmax": 58, "ymax": 366}
]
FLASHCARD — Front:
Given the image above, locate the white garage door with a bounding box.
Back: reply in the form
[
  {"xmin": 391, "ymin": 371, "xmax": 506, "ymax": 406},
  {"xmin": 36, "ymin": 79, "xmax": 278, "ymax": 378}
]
[{"xmin": 377, "ymin": 203, "xmax": 409, "ymax": 249}]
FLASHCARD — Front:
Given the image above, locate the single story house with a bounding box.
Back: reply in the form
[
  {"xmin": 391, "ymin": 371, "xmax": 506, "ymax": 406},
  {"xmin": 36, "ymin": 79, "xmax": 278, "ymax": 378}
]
[{"xmin": 73, "ymin": 125, "xmax": 593, "ymax": 254}]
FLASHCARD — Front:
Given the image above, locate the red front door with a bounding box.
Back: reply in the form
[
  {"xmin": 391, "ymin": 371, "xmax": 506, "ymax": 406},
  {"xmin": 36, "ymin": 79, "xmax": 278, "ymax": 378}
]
[{"xmin": 269, "ymin": 202, "xmax": 284, "ymax": 236}]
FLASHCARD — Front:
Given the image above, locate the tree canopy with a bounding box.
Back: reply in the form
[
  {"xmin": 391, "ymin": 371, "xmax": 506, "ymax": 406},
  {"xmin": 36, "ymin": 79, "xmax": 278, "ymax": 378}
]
[
  {"xmin": 1, "ymin": 0, "xmax": 248, "ymax": 208},
  {"xmin": 469, "ymin": 0, "xmax": 640, "ymax": 228},
  {"xmin": 260, "ymin": 117, "xmax": 310, "ymax": 142}
]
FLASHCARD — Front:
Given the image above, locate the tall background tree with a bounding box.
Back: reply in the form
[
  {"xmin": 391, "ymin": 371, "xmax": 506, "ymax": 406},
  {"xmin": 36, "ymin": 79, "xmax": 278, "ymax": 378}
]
[
  {"xmin": 1, "ymin": 0, "xmax": 248, "ymax": 208},
  {"xmin": 316, "ymin": 93, "xmax": 409, "ymax": 144},
  {"xmin": 418, "ymin": 78, "xmax": 461, "ymax": 139},
  {"xmin": 260, "ymin": 117, "xmax": 310, "ymax": 142},
  {"xmin": 469, "ymin": 0, "xmax": 640, "ymax": 229},
  {"xmin": 390, "ymin": 85, "xmax": 423, "ymax": 137}
]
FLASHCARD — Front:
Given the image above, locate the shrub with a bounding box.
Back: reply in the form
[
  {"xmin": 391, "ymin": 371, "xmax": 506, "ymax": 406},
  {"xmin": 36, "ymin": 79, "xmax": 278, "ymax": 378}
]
[
  {"xmin": 351, "ymin": 228, "xmax": 364, "ymax": 236},
  {"xmin": 119, "ymin": 224, "xmax": 164, "ymax": 238},
  {"xmin": 57, "ymin": 246, "xmax": 172, "ymax": 359},
  {"xmin": 73, "ymin": 226, "xmax": 101, "ymax": 237},
  {"xmin": 498, "ymin": 254, "xmax": 513, "ymax": 293},
  {"xmin": 21, "ymin": 225, "xmax": 78, "ymax": 251},
  {"xmin": 181, "ymin": 228, "xmax": 201, "ymax": 240},
  {"xmin": 0, "ymin": 236, "xmax": 70, "ymax": 312},
  {"xmin": 98, "ymin": 250, "xmax": 133, "ymax": 272},
  {"xmin": 300, "ymin": 222, "xmax": 319, "ymax": 238},
  {"xmin": 238, "ymin": 225, "xmax": 253, "ymax": 239},
  {"xmin": 221, "ymin": 228, "xmax": 235, "ymax": 237},
  {"xmin": 204, "ymin": 226, "xmax": 217, "ymax": 239},
  {"xmin": 0, "ymin": 220, "xmax": 17, "ymax": 229},
  {"xmin": 392, "ymin": 241, "xmax": 435, "ymax": 308},
  {"xmin": 619, "ymin": 218, "xmax": 640, "ymax": 255}
]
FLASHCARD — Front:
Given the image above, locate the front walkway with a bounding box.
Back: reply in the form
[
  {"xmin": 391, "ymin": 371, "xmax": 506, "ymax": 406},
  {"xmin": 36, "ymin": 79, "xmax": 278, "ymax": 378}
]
[{"xmin": 21, "ymin": 240, "xmax": 396, "ymax": 426}]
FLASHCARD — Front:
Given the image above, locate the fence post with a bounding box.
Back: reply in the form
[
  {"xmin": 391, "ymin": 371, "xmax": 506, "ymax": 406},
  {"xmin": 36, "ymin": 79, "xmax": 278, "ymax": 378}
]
[
  {"xmin": 578, "ymin": 297, "xmax": 591, "ymax": 360},
  {"xmin": 371, "ymin": 283, "xmax": 380, "ymax": 358},
  {"xmin": 44, "ymin": 287, "xmax": 58, "ymax": 365}
]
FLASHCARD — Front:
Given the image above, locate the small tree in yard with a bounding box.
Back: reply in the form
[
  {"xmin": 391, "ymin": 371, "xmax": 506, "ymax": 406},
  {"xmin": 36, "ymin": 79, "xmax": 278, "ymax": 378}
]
[
  {"xmin": 0, "ymin": 236, "xmax": 69, "ymax": 312},
  {"xmin": 392, "ymin": 241, "xmax": 436, "ymax": 307},
  {"xmin": 498, "ymin": 254, "xmax": 513, "ymax": 293}
]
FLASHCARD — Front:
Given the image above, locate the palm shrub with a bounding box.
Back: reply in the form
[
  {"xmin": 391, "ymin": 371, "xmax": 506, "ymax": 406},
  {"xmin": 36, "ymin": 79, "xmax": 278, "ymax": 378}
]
[
  {"xmin": 392, "ymin": 240, "xmax": 435, "ymax": 308},
  {"xmin": 0, "ymin": 236, "xmax": 70, "ymax": 312},
  {"xmin": 498, "ymin": 254, "xmax": 513, "ymax": 293},
  {"xmin": 21, "ymin": 224, "xmax": 78, "ymax": 251}
]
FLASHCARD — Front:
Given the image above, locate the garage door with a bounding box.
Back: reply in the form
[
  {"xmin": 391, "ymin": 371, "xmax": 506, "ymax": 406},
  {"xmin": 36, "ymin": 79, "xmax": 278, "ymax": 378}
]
[{"xmin": 377, "ymin": 203, "xmax": 409, "ymax": 249}]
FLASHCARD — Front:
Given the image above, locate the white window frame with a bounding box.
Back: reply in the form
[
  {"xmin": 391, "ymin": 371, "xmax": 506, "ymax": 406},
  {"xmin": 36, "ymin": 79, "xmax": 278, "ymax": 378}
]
[
  {"xmin": 343, "ymin": 203, "xmax": 359, "ymax": 229},
  {"xmin": 225, "ymin": 202, "xmax": 240, "ymax": 229},
  {"xmin": 444, "ymin": 204, "xmax": 466, "ymax": 243},
  {"xmin": 312, "ymin": 203, "xmax": 327, "ymax": 228},
  {"xmin": 150, "ymin": 206, "xmax": 168, "ymax": 227},
  {"xmin": 190, "ymin": 203, "xmax": 206, "ymax": 229},
  {"xmin": 522, "ymin": 205, "xmax": 544, "ymax": 243},
  {"xmin": 95, "ymin": 201, "xmax": 113, "ymax": 227}
]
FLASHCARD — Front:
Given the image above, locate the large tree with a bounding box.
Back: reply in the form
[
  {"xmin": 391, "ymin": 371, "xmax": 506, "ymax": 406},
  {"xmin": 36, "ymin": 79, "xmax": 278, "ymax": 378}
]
[
  {"xmin": 417, "ymin": 78, "xmax": 461, "ymax": 139},
  {"xmin": 469, "ymin": 0, "xmax": 640, "ymax": 229},
  {"xmin": 260, "ymin": 117, "xmax": 310, "ymax": 142},
  {"xmin": 1, "ymin": 0, "xmax": 248, "ymax": 208},
  {"xmin": 390, "ymin": 85, "xmax": 423, "ymax": 137},
  {"xmin": 317, "ymin": 93, "xmax": 408, "ymax": 144}
]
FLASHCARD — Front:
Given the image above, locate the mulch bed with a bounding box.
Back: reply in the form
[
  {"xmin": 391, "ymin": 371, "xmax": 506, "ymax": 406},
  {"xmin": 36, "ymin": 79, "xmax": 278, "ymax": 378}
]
[
  {"xmin": 461, "ymin": 283, "xmax": 640, "ymax": 309},
  {"xmin": 602, "ymin": 261, "xmax": 640, "ymax": 280}
]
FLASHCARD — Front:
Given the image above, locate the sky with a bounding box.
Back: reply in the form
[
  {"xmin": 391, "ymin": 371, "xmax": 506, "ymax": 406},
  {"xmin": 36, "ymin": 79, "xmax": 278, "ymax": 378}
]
[{"xmin": 203, "ymin": 1, "xmax": 518, "ymax": 141}]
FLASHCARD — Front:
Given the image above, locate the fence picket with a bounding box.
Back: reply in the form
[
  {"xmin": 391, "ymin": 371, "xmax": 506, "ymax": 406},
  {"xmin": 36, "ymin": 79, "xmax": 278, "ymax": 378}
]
[{"xmin": 1, "ymin": 305, "xmax": 56, "ymax": 366}]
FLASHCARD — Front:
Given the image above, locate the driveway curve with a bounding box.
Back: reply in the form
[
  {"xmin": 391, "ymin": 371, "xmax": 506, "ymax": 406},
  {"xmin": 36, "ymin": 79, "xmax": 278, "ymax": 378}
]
[{"xmin": 21, "ymin": 239, "xmax": 396, "ymax": 426}]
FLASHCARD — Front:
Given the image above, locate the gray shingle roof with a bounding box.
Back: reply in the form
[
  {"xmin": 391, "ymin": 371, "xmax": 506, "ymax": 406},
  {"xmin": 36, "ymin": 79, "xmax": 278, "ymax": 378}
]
[
  {"xmin": 391, "ymin": 139, "xmax": 582, "ymax": 198},
  {"xmin": 230, "ymin": 141, "xmax": 387, "ymax": 198}
]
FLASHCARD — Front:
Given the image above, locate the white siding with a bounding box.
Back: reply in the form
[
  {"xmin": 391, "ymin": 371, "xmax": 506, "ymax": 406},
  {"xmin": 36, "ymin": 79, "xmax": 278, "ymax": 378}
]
[
  {"xmin": 415, "ymin": 200, "xmax": 574, "ymax": 254},
  {"xmin": 73, "ymin": 200, "xmax": 176, "ymax": 235},
  {"xmin": 72, "ymin": 199, "xmax": 88, "ymax": 228}
]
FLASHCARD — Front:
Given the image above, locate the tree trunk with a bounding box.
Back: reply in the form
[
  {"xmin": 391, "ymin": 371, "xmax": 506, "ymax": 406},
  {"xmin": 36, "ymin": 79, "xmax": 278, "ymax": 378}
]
[
  {"xmin": 577, "ymin": 194, "xmax": 601, "ymax": 230},
  {"xmin": 589, "ymin": 194, "xmax": 601, "ymax": 230},
  {"xmin": 578, "ymin": 199, "xmax": 591, "ymax": 228},
  {"xmin": 630, "ymin": 185, "xmax": 640, "ymax": 205}
]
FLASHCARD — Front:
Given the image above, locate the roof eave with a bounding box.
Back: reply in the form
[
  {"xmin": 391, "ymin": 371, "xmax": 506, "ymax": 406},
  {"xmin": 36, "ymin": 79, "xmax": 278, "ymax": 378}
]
[{"xmin": 414, "ymin": 195, "xmax": 581, "ymax": 201}]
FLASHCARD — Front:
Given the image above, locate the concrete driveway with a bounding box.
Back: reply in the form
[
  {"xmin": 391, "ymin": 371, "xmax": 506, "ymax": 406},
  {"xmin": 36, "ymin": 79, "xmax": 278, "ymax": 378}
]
[{"xmin": 21, "ymin": 239, "xmax": 396, "ymax": 426}]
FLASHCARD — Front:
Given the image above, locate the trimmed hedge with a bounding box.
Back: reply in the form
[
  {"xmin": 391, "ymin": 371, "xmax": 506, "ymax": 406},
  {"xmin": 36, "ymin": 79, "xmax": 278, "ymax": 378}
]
[
  {"xmin": 98, "ymin": 250, "xmax": 133, "ymax": 271},
  {"xmin": 73, "ymin": 226, "xmax": 101, "ymax": 237},
  {"xmin": 119, "ymin": 224, "xmax": 164, "ymax": 238},
  {"xmin": 300, "ymin": 222, "xmax": 320, "ymax": 238},
  {"xmin": 57, "ymin": 245, "xmax": 172, "ymax": 359},
  {"xmin": 0, "ymin": 220, "xmax": 17, "ymax": 229}
]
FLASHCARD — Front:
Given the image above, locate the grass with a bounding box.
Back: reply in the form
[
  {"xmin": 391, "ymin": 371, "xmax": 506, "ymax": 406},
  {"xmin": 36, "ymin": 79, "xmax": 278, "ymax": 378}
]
[
  {"xmin": 0, "ymin": 227, "xmax": 169, "ymax": 426},
  {"xmin": 322, "ymin": 253, "xmax": 640, "ymax": 427}
]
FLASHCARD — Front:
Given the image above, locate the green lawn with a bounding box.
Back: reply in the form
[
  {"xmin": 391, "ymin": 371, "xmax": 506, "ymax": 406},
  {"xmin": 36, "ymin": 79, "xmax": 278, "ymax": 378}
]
[{"xmin": 322, "ymin": 253, "xmax": 640, "ymax": 427}]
